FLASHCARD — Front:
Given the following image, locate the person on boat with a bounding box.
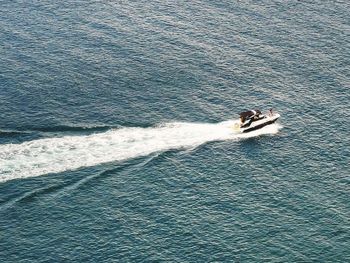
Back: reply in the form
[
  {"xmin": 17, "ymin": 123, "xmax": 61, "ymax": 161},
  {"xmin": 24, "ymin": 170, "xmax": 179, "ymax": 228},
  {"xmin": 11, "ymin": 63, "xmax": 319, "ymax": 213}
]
[
  {"xmin": 269, "ymin": 108, "xmax": 273, "ymax": 116},
  {"xmin": 253, "ymin": 109, "xmax": 262, "ymax": 120}
]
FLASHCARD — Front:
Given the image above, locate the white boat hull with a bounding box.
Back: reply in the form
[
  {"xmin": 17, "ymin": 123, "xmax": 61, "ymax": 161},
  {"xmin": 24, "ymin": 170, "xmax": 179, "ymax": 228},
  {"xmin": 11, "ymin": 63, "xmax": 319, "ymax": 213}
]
[{"xmin": 233, "ymin": 113, "xmax": 280, "ymax": 133}]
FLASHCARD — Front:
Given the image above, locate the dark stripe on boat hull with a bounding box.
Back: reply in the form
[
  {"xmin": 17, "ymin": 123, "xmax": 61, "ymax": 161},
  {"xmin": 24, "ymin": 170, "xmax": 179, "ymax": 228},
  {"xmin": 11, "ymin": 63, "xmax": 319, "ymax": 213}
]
[{"xmin": 242, "ymin": 118, "xmax": 279, "ymax": 133}]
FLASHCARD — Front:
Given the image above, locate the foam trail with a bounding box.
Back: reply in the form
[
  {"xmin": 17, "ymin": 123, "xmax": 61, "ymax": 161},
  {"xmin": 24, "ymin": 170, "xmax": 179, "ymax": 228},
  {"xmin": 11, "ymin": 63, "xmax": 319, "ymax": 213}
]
[{"xmin": 0, "ymin": 121, "xmax": 282, "ymax": 183}]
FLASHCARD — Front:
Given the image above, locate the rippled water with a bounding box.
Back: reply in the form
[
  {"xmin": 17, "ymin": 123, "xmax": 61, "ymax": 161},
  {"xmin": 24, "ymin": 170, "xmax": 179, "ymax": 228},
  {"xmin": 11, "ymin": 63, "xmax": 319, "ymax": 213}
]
[{"xmin": 1, "ymin": 0, "xmax": 349, "ymax": 262}]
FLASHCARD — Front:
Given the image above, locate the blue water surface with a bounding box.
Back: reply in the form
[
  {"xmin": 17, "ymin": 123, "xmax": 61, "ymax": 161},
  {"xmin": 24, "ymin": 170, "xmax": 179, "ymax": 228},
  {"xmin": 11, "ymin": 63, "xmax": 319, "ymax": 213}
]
[{"xmin": 0, "ymin": 0, "xmax": 349, "ymax": 262}]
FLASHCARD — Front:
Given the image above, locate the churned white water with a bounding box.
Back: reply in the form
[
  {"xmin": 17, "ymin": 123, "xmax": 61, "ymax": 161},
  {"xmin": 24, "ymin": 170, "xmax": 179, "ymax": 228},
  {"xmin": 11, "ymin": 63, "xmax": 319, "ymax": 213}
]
[{"xmin": 0, "ymin": 121, "xmax": 282, "ymax": 182}]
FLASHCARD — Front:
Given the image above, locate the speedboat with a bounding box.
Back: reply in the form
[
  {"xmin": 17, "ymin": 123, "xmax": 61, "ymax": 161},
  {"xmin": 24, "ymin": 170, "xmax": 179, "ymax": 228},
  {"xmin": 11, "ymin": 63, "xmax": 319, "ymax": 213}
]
[{"xmin": 233, "ymin": 109, "xmax": 280, "ymax": 133}]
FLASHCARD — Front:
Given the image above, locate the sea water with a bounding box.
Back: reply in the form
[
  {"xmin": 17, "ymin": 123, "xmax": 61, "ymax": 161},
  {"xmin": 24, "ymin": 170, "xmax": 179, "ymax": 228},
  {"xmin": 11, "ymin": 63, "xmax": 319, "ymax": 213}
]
[{"xmin": 0, "ymin": 0, "xmax": 349, "ymax": 262}]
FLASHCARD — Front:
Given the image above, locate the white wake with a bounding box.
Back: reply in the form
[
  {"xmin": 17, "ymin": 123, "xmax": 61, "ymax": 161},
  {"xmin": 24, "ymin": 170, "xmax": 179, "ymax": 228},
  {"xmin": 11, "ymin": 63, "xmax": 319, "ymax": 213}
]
[{"xmin": 0, "ymin": 121, "xmax": 282, "ymax": 183}]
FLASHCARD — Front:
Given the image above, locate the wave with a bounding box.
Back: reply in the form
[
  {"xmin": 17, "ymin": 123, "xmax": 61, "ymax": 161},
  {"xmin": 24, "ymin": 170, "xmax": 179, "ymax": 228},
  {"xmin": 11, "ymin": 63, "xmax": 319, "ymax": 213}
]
[
  {"xmin": 0, "ymin": 130, "xmax": 32, "ymax": 137},
  {"xmin": 2, "ymin": 125, "xmax": 116, "ymax": 134},
  {"xmin": 0, "ymin": 120, "xmax": 282, "ymax": 183}
]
